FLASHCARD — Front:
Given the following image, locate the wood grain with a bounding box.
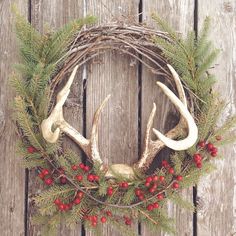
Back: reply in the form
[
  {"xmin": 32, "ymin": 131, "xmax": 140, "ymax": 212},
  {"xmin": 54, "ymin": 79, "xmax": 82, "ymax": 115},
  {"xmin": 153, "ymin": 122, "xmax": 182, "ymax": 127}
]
[
  {"xmin": 85, "ymin": 1, "xmax": 139, "ymax": 236},
  {"xmin": 141, "ymin": 1, "xmax": 195, "ymax": 235},
  {"xmin": 197, "ymin": 1, "xmax": 236, "ymax": 235},
  {"xmin": 0, "ymin": 1, "xmax": 28, "ymax": 236},
  {"xmin": 29, "ymin": 1, "xmax": 84, "ymax": 235}
]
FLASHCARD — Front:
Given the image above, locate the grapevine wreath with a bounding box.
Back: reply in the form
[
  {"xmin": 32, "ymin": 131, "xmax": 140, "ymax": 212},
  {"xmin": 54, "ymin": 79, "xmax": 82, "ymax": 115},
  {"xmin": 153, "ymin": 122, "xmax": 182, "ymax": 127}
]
[{"xmin": 12, "ymin": 12, "xmax": 236, "ymax": 236}]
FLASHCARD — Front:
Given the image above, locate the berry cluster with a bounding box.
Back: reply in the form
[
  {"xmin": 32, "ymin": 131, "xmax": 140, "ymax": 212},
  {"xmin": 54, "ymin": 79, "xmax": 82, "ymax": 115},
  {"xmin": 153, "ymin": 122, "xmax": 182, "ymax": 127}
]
[
  {"xmin": 33, "ymin": 135, "xmax": 222, "ymax": 231},
  {"xmin": 194, "ymin": 137, "xmax": 221, "ymax": 168},
  {"xmin": 38, "ymin": 168, "xmax": 54, "ymax": 185},
  {"xmin": 54, "ymin": 191, "xmax": 84, "ymax": 211},
  {"xmin": 72, "ymin": 163, "xmax": 90, "ymax": 172}
]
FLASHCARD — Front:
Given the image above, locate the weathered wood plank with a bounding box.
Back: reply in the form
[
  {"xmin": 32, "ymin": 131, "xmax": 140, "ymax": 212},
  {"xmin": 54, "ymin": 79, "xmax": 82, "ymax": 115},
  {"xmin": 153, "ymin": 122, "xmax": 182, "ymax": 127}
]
[
  {"xmin": 85, "ymin": 1, "xmax": 139, "ymax": 236},
  {"xmin": 29, "ymin": 1, "xmax": 84, "ymax": 235},
  {"xmin": 141, "ymin": 1, "xmax": 195, "ymax": 235},
  {"xmin": 0, "ymin": 1, "xmax": 28, "ymax": 236},
  {"xmin": 197, "ymin": 1, "xmax": 236, "ymax": 235}
]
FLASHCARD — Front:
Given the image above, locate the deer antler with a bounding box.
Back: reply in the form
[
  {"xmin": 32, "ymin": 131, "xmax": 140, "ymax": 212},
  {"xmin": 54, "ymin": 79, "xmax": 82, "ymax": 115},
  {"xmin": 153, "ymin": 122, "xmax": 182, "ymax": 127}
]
[
  {"xmin": 135, "ymin": 64, "xmax": 198, "ymax": 171},
  {"xmin": 41, "ymin": 66, "xmax": 110, "ymax": 165},
  {"xmin": 41, "ymin": 64, "xmax": 198, "ymax": 179}
]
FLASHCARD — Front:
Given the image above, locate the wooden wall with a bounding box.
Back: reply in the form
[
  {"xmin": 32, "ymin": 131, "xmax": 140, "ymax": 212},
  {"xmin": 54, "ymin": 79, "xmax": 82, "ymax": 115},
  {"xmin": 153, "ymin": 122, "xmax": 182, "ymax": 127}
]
[{"xmin": 0, "ymin": 0, "xmax": 235, "ymax": 235}]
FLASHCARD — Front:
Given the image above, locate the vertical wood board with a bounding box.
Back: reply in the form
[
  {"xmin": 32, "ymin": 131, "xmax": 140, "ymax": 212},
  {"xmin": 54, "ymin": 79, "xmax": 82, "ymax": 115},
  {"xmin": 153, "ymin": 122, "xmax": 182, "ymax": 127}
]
[
  {"xmin": 85, "ymin": 1, "xmax": 139, "ymax": 236},
  {"xmin": 197, "ymin": 1, "xmax": 236, "ymax": 235},
  {"xmin": 141, "ymin": 1, "xmax": 195, "ymax": 235},
  {"xmin": 29, "ymin": 1, "xmax": 84, "ymax": 235},
  {"xmin": 0, "ymin": 0, "xmax": 28, "ymax": 236}
]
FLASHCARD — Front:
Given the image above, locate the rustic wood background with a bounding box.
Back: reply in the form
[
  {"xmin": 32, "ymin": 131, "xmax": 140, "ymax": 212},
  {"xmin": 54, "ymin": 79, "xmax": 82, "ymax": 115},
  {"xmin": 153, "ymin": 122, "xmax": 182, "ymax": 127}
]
[{"xmin": 0, "ymin": 0, "xmax": 235, "ymax": 235}]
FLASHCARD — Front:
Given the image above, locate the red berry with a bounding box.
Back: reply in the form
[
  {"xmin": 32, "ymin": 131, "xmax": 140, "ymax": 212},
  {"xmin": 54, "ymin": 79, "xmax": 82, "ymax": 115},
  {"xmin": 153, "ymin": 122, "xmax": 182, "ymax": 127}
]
[
  {"xmin": 60, "ymin": 176, "xmax": 67, "ymax": 184},
  {"xmin": 146, "ymin": 176, "xmax": 153, "ymax": 183},
  {"xmin": 176, "ymin": 175, "xmax": 183, "ymax": 181},
  {"xmin": 41, "ymin": 168, "xmax": 50, "ymax": 176},
  {"xmin": 157, "ymin": 193, "xmax": 164, "ymax": 200},
  {"xmin": 92, "ymin": 215, "xmax": 98, "ymax": 222},
  {"xmin": 135, "ymin": 188, "xmax": 142, "ymax": 196},
  {"xmin": 91, "ymin": 221, "xmax": 97, "ymax": 227},
  {"xmin": 211, "ymin": 147, "xmax": 218, "ymax": 153},
  {"xmin": 147, "ymin": 204, "xmax": 154, "ymax": 211},
  {"xmin": 27, "ymin": 146, "xmax": 36, "ymax": 153},
  {"xmin": 198, "ymin": 140, "xmax": 206, "ymax": 148},
  {"xmin": 58, "ymin": 203, "xmax": 66, "ymax": 211},
  {"xmin": 38, "ymin": 172, "xmax": 45, "ymax": 179},
  {"xmin": 193, "ymin": 153, "xmax": 202, "ymax": 163},
  {"xmin": 161, "ymin": 160, "xmax": 169, "ymax": 167},
  {"xmin": 139, "ymin": 194, "xmax": 144, "ymax": 201},
  {"xmin": 149, "ymin": 187, "xmax": 155, "ymax": 193},
  {"xmin": 83, "ymin": 166, "xmax": 90, "ymax": 172},
  {"xmin": 196, "ymin": 162, "xmax": 202, "ymax": 168},
  {"xmin": 107, "ymin": 187, "xmax": 113, "ymax": 196},
  {"xmin": 44, "ymin": 178, "xmax": 53, "ymax": 186},
  {"xmin": 76, "ymin": 191, "xmax": 84, "ymax": 199},
  {"xmin": 79, "ymin": 163, "xmax": 85, "ymax": 169},
  {"xmin": 106, "ymin": 211, "xmax": 112, "ymax": 217},
  {"xmin": 215, "ymin": 135, "xmax": 222, "ymax": 141},
  {"xmin": 153, "ymin": 202, "xmax": 159, "ymax": 209},
  {"xmin": 74, "ymin": 198, "xmax": 81, "ymax": 205},
  {"xmin": 172, "ymin": 182, "xmax": 179, "ymax": 189},
  {"xmin": 71, "ymin": 165, "xmax": 78, "ymax": 171},
  {"xmin": 145, "ymin": 182, "xmax": 151, "ymax": 187},
  {"xmin": 207, "ymin": 143, "xmax": 214, "ymax": 151},
  {"xmin": 87, "ymin": 174, "xmax": 94, "ymax": 182},
  {"xmin": 159, "ymin": 176, "xmax": 165, "ymax": 182},
  {"xmin": 168, "ymin": 168, "xmax": 175, "ymax": 174},
  {"xmin": 94, "ymin": 175, "xmax": 99, "ymax": 181},
  {"xmin": 100, "ymin": 216, "xmax": 107, "ymax": 223},
  {"xmin": 64, "ymin": 204, "xmax": 70, "ymax": 211},
  {"xmin": 125, "ymin": 219, "xmax": 132, "ymax": 225},
  {"xmin": 121, "ymin": 182, "xmax": 129, "ymax": 188},
  {"xmin": 54, "ymin": 198, "xmax": 61, "ymax": 205},
  {"xmin": 76, "ymin": 175, "xmax": 83, "ymax": 181},
  {"xmin": 152, "ymin": 183, "xmax": 158, "ymax": 189},
  {"xmin": 211, "ymin": 151, "xmax": 218, "ymax": 157},
  {"xmin": 152, "ymin": 175, "xmax": 159, "ymax": 181}
]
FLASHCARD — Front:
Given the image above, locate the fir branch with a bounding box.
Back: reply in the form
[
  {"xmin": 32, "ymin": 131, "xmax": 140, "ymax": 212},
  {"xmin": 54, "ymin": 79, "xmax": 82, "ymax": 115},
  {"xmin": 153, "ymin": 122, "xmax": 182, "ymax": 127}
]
[{"xmin": 34, "ymin": 185, "xmax": 75, "ymax": 206}]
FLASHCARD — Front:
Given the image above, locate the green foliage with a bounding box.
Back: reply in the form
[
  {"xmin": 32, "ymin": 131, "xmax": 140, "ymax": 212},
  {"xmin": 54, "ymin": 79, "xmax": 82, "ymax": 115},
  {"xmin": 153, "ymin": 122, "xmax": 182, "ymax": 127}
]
[
  {"xmin": 153, "ymin": 15, "xmax": 219, "ymax": 103},
  {"xmin": 181, "ymin": 162, "xmax": 216, "ymax": 188},
  {"xmin": 167, "ymin": 191, "xmax": 195, "ymax": 212},
  {"xmin": 197, "ymin": 95, "xmax": 224, "ymax": 140},
  {"xmin": 66, "ymin": 198, "xmax": 88, "ymax": 228},
  {"xmin": 34, "ymin": 185, "xmax": 75, "ymax": 206}
]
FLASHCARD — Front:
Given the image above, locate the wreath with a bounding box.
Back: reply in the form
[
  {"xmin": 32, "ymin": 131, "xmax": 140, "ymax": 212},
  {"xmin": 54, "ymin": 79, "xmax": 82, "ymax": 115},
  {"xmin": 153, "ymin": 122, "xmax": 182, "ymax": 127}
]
[{"xmin": 11, "ymin": 12, "xmax": 236, "ymax": 236}]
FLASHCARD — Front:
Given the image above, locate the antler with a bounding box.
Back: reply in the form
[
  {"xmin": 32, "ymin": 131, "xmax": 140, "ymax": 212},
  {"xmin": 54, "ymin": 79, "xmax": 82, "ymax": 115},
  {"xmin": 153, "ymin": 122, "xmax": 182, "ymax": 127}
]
[
  {"xmin": 135, "ymin": 64, "xmax": 198, "ymax": 171},
  {"xmin": 41, "ymin": 66, "xmax": 110, "ymax": 165},
  {"xmin": 41, "ymin": 64, "xmax": 198, "ymax": 179}
]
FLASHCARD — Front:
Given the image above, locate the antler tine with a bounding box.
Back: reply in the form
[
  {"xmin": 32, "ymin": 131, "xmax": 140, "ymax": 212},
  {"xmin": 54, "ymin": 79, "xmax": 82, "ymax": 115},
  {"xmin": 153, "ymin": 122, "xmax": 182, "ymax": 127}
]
[
  {"xmin": 41, "ymin": 66, "xmax": 111, "ymax": 165},
  {"xmin": 166, "ymin": 64, "xmax": 187, "ymax": 107},
  {"xmin": 141, "ymin": 103, "xmax": 157, "ymax": 161},
  {"xmin": 135, "ymin": 64, "xmax": 198, "ymax": 171},
  {"xmin": 153, "ymin": 81, "xmax": 198, "ymax": 150},
  {"xmin": 41, "ymin": 65, "xmax": 80, "ymax": 143},
  {"xmin": 90, "ymin": 95, "xmax": 111, "ymax": 163}
]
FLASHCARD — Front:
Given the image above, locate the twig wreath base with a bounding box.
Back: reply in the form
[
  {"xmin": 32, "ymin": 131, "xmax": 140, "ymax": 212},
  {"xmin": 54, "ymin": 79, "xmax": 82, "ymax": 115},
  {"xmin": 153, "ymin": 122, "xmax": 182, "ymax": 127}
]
[{"xmin": 12, "ymin": 13, "xmax": 236, "ymax": 236}]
